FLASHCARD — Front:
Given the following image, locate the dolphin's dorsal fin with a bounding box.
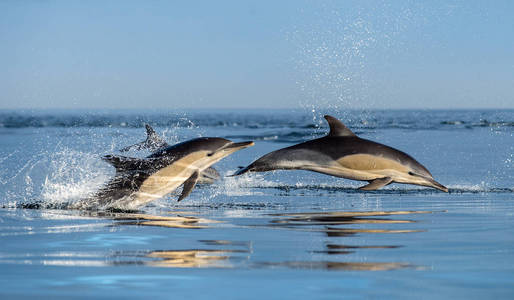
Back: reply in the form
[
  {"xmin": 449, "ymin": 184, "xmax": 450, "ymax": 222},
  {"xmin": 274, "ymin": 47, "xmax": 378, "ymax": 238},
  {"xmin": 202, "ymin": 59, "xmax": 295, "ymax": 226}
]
[
  {"xmin": 324, "ymin": 115, "xmax": 356, "ymax": 137},
  {"xmin": 178, "ymin": 171, "xmax": 199, "ymax": 201},
  {"xmin": 144, "ymin": 124, "xmax": 168, "ymax": 149},
  {"xmin": 102, "ymin": 155, "xmax": 149, "ymax": 172},
  {"xmin": 119, "ymin": 124, "xmax": 169, "ymax": 152}
]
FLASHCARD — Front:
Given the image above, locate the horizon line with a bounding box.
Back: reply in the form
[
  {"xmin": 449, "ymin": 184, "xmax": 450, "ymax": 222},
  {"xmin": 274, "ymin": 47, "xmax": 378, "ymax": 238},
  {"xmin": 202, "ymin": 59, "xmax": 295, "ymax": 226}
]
[{"xmin": 0, "ymin": 107, "xmax": 513, "ymax": 112}]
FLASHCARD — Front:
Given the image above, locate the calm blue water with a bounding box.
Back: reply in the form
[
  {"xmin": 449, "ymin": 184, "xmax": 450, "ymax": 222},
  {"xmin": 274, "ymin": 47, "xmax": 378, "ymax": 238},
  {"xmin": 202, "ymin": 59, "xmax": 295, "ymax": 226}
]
[{"xmin": 0, "ymin": 109, "xmax": 513, "ymax": 299}]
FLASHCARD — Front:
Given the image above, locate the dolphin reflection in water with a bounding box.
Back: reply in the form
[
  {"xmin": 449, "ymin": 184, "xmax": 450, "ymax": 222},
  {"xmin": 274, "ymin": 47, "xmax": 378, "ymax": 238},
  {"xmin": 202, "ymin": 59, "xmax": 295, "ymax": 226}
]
[{"xmin": 234, "ymin": 115, "xmax": 448, "ymax": 192}]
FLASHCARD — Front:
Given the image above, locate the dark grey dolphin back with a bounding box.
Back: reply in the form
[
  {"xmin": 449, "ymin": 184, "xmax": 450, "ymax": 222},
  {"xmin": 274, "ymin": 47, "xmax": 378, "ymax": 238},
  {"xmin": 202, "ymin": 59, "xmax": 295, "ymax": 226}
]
[{"xmin": 148, "ymin": 137, "xmax": 232, "ymax": 159}]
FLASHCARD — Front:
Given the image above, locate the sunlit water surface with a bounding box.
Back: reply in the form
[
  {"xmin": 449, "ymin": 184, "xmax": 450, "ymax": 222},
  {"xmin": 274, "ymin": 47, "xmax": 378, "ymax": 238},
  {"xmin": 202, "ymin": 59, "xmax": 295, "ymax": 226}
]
[{"xmin": 0, "ymin": 109, "xmax": 513, "ymax": 299}]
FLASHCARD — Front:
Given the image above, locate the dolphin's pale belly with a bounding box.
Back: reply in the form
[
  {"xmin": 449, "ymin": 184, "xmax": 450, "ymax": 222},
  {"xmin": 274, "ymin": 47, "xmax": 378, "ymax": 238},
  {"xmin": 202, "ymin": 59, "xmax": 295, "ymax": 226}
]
[
  {"xmin": 118, "ymin": 147, "xmax": 241, "ymax": 209},
  {"xmin": 130, "ymin": 151, "xmax": 210, "ymax": 207},
  {"xmin": 303, "ymin": 154, "xmax": 412, "ymax": 181},
  {"xmin": 337, "ymin": 154, "xmax": 409, "ymax": 172}
]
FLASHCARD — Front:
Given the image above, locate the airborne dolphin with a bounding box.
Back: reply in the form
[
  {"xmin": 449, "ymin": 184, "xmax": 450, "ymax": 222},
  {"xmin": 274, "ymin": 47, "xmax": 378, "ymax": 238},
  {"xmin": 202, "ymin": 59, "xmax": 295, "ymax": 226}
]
[
  {"xmin": 233, "ymin": 115, "xmax": 447, "ymax": 192},
  {"xmin": 73, "ymin": 136, "xmax": 254, "ymax": 210},
  {"xmin": 119, "ymin": 124, "xmax": 221, "ymax": 184}
]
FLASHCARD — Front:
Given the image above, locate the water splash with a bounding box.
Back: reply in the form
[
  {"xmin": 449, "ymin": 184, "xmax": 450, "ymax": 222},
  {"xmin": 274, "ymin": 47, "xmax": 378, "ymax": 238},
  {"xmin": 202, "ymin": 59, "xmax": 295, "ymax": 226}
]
[
  {"xmin": 289, "ymin": 2, "xmax": 422, "ymax": 115},
  {"xmin": 40, "ymin": 148, "xmax": 110, "ymax": 206}
]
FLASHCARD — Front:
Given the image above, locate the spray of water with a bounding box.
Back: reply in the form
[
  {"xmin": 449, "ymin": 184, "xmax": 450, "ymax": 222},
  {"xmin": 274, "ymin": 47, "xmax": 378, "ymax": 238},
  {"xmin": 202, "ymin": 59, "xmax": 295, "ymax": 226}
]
[
  {"xmin": 287, "ymin": 2, "xmax": 434, "ymax": 126},
  {"xmin": 40, "ymin": 149, "xmax": 110, "ymax": 205}
]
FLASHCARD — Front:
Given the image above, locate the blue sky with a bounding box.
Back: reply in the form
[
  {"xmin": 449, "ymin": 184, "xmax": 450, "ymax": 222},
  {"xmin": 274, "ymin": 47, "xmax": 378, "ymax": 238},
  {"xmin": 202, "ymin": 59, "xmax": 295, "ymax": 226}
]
[{"xmin": 1, "ymin": 0, "xmax": 513, "ymax": 109}]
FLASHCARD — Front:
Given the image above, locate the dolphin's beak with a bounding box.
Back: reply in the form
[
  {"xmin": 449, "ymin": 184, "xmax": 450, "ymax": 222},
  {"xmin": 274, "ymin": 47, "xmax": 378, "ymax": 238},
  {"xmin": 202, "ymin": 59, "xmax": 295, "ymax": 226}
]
[
  {"xmin": 410, "ymin": 173, "xmax": 448, "ymax": 192},
  {"xmin": 227, "ymin": 141, "xmax": 255, "ymax": 149},
  {"xmin": 423, "ymin": 177, "xmax": 449, "ymax": 192},
  {"xmin": 230, "ymin": 165, "xmax": 252, "ymax": 176},
  {"xmin": 429, "ymin": 179, "xmax": 449, "ymax": 193},
  {"xmin": 208, "ymin": 141, "xmax": 254, "ymax": 157}
]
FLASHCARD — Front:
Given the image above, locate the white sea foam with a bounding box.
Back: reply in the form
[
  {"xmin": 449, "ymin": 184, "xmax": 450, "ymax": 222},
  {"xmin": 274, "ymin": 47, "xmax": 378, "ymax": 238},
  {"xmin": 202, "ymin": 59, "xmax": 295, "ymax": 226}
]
[{"xmin": 40, "ymin": 149, "xmax": 110, "ymax": 206}]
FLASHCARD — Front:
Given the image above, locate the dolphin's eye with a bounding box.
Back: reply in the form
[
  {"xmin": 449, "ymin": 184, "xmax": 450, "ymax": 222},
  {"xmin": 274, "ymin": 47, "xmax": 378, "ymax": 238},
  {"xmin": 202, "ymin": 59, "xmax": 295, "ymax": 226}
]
[{"xmin": 408, "ymin": 172, "xmax": 416, "ymax": 176}]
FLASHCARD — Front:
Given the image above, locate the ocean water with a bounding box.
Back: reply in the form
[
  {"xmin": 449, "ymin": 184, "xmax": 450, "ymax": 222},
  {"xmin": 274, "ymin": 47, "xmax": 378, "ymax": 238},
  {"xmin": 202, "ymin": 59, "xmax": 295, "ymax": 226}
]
[{"xmin": 0, "ymin": 109, "xmax": 513, "ymax": 299}]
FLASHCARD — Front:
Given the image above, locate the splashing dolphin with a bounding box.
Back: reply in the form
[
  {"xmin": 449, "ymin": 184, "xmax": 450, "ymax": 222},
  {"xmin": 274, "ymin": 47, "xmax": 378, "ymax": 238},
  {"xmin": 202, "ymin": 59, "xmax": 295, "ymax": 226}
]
[
  {"xmin": 118, "ymin": 124, "xmax": 221, "ymax": 184},
  {"xmin": 233, "ymin": 115, "xmax": 447, "ymax": 192},
  {"xmin": 73, "ymin": 137, "xmax": 254, "ymax": 210}
]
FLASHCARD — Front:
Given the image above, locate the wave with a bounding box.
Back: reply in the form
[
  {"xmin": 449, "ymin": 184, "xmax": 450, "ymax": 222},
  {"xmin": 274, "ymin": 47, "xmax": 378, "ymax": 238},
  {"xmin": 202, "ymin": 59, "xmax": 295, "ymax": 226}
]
[
  {"xmin": 4, "ymin": 177, "xmax": 512, "ymax": 211},
  {"xmin": 213, "ymin": 181, "xmax": 514, "ymax": 195},
  {"xmin": 0, "ymin": 110, "xmax": 512, "ymax": 131}
]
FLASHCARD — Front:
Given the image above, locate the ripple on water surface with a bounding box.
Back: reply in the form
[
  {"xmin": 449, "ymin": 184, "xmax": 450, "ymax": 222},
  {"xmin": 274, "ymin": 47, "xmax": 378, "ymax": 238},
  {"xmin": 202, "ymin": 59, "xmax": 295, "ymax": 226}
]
[{"xmin": 0, "ymin": 209, "xmax": 438, "ymax": 271}]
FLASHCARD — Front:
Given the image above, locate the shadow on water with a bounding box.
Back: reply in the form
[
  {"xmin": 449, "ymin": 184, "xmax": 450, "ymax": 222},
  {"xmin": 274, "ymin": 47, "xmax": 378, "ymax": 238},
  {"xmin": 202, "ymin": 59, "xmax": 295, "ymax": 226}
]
[
  {"xmin": 256, "ymin": 261, "xmax": 412, "ymax": 271},
  {"xmin": 312, "ymin": 244, "xmax": 401, "ymax": 255},
  {"xmin": 250, "ymin": 185, "xmax": 514, "ymax": 196},
  {"xmin": 144, "ymin": 248, "xmax": 250, "ymax": 268},
  {"xmin": 0, "ymin": 241, "xmax": 251, "ymax": 269},
  {"xmin": 106, "ymin": 213, "xmax": 222, "ymax": 229},
  {"xmin": 0, "ymin": 209, "xmax": 437, "ymax": 271},
  {"xmin": 252, "ymin": 210, "xmax": 434, "ymax": 270},
  {"xmin": 105, "ymin": 239, "xmax": 252, "ymax": 268},
  {"xmin": 108, "ymin": 210, "xmax": 427, "ymax": 270},
  {"xmin": 266, "ymin": 210, "xmax": 432, "ymax": 235}
]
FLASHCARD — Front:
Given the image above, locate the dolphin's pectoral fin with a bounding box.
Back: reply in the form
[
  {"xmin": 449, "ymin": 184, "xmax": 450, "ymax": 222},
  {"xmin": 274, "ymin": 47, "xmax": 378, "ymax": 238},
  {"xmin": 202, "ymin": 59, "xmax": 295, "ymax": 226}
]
[
  {"xmin": 358, "ymin": 177, "xmax": 393, "ymax": 191},
  {"xmin": 119, "ymin": 124, "xmax": 169, "ymax": 152},
  {"xmin": 178, "ymin": 171, "xmax": 200, "ymax": 202}
]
